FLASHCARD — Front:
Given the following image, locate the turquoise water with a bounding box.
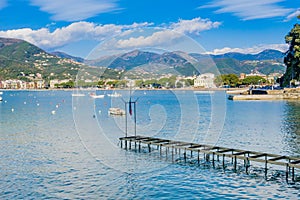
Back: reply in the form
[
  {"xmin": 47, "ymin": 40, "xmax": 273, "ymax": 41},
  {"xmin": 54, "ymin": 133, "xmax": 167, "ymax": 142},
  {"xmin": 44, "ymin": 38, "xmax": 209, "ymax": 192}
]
[{"xmin": 0, "ymin": 90, "xmax": 299, "ymax": 199}]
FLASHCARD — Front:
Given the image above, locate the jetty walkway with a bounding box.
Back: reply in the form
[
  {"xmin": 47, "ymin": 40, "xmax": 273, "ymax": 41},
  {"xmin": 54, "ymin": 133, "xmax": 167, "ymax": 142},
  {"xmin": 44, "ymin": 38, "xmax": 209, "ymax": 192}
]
[{"xmin": 119, "ymin": 136, "xmax": 300, "ymax": 182}]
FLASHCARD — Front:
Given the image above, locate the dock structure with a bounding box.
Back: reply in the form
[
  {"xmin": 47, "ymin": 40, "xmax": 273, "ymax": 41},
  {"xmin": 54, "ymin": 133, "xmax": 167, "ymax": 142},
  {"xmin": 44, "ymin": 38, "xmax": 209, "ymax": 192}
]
[{"xmin": 119, "ymin": 136, "xmax": 300, "ymax": 182}]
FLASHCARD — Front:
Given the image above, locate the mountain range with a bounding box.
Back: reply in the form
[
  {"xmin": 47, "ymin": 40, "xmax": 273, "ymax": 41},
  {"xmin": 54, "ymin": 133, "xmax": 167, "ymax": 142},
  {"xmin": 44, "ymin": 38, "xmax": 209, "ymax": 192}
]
[
  {"xmin": 0, "ymin": 37, "xmax": 286, "ymax": 81},
  {"xmin": 86, "ymin": 49, "xmax": 285, "ymax": 77}
]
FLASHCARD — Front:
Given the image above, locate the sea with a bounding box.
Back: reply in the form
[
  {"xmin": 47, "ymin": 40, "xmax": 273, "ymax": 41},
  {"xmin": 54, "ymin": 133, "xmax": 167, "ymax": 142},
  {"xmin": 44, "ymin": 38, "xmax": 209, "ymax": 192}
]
[{"xmin": 0, "ymin": 89, "xmax": 299, "ymax": 199}]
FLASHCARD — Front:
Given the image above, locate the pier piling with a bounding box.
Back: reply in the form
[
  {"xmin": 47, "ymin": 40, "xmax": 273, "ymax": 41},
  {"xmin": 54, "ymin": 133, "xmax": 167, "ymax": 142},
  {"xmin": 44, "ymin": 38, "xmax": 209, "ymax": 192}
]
[{"xmin": 119, "ymin": 136, "xmax": 300, "ymax": 182}]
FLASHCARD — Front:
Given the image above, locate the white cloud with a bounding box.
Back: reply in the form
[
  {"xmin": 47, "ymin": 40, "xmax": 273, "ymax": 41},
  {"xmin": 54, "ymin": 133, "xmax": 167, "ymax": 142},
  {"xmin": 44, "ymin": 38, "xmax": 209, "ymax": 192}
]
[
  {"xmin": 207, "ymin": 44, "xmax": 288, "ymax": 55},
  {"xmin": 170, "ymin": 17, "xmax": 221, "ymax": 34},
  {"xmin": 30, "ymin": 0, "xmax": 119, "ymax": 21},
  {"xmin": 284, "ymin": 9, "xmax": 300, "ymax": 22},
  {"xmin": 0, "ymin": 17, "xmax": 220, "ymax": 52},
  {"xmin": 115, "ymin": 30, "xmax": 183, "ymax": 49},
  {"xmin": 200, "ymin": 0, "xmax": 292, "ymax": 20},
  {"xmin": 0, "ymin": 21, "xmax": 151, "ymax": 49},
  {"xmin": 113, "ymin": 18, "xmax": 220, "ymax": 49},
  {"xmin": 0, "ymin": 0, "xmax": 7, "ymax": 9}
]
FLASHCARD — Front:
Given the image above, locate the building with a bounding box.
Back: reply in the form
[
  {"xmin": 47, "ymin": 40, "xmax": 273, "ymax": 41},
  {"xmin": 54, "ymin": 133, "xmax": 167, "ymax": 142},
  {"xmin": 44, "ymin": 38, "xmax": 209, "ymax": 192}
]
[
  {"xmin": 49, "ymin": 79, "xmax": 70, "ymax": 88},
  {"xmin": 194, "ymin": 73, "xmax": 216, "ymax": 88}
]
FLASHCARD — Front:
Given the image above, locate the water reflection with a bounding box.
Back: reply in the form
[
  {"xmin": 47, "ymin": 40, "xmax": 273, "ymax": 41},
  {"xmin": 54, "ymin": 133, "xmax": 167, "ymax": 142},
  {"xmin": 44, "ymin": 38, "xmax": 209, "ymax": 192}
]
[{"xmin": 282, "ymin": 101, "xmax": 300, "ymax": 156}]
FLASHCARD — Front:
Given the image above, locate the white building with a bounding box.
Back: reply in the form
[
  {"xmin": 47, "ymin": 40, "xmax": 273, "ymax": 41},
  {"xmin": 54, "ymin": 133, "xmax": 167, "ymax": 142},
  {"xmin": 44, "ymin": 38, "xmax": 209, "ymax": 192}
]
[{"xmin": 194, "ymin": 73, "xmax": 216, "ymax": 88}]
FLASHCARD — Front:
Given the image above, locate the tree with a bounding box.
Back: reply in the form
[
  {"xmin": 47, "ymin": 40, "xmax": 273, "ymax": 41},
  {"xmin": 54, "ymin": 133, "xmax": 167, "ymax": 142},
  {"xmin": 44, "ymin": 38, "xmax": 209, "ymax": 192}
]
[
  {"xmin": 242, "ymin": 76, "xmax": 266, "ymax": 85},
  {"xmin": 214, "ymin": 74, "xmax": 239, "ymax": 87},
  {"xmin": 283, "ymin": 22, "xmax": 300, "ymax": 86}
]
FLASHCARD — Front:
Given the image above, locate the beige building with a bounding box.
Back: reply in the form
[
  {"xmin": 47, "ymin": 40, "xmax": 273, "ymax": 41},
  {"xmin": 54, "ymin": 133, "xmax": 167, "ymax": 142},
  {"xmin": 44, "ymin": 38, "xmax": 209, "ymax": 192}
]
[{"xmin": 194, "ymin": 73, "xmax": 216, "ymax": 88}]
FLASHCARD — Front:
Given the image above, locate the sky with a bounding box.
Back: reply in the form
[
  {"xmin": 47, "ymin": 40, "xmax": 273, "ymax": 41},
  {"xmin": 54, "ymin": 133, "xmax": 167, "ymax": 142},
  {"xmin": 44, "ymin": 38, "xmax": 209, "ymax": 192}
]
[{"xmin": 0, "ymin": 0, "xmax": 299, "ymax": 58}]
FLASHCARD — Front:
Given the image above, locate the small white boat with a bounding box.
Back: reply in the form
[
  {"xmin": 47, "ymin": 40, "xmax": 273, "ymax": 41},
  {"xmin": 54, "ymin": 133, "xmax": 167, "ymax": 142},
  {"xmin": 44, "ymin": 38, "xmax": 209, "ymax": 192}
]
[
  {"xmin": 108, "ymin": 108, "xmax": 126, "ymax": 116},
  {"xmin": 107, "ymin": 91, "xmax": 122, "ymax": 97},
  {"xmin": 71, "ymin": 93, "xmax": 85, "ymax": 97},
  {"xmin": 90, "ymin": 93, "xmax": 105, "ymax": 98}
]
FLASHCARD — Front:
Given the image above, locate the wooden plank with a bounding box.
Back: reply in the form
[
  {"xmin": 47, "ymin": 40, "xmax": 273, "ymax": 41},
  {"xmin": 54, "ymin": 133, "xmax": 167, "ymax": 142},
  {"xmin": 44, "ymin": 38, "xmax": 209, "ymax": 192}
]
[
  {"xmin": 249, "ymin": 153, "xmax": 266, "ymax": 159},
  {"xmin": 290, "ymin": 160, "xmax": 300, "ymax": 164},
  {"xmin": 268, "ymin": 156, "xmax": 286, "ymax": 162},
  {"xmin": 233, "ymin": 151, "xmax": 249, "ymax": 156},
  {"xmin": 217, "ymin": 149, "xmax": 234, "ymax": 153}
]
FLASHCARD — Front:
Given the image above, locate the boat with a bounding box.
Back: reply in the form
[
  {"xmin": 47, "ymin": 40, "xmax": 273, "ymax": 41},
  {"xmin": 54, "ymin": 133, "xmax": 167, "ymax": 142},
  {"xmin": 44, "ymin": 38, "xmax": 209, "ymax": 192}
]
[
  {"xmin": 0, "ymin": 96, "xmax": 2, "ymax": 101},
  {"xmin": 90, "ymin": 93, "xmax": 105, "ymax": 98},
  {"xmin": 108, "ymin": 108, "xmax": 126, "ymax": 116},
  {"xmin": 71, "ymin": 93, "xmax": 85, "ymax": 97},
  {"xmin": 107, "ymin": 91, "xmax": 122, "ymax": 97}
]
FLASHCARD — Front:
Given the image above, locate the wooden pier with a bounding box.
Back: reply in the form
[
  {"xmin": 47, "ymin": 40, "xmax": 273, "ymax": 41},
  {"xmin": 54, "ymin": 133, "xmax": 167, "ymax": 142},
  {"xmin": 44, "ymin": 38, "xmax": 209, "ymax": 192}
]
[{"xmin": 119, "ymin": 136, "xmax": 300, "ymax": 182}]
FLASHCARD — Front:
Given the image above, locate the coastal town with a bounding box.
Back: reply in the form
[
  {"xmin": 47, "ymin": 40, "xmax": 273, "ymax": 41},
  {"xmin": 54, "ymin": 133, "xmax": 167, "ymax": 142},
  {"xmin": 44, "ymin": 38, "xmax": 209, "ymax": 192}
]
[{"xmin": 0, "ymin": 69, "xmax": 285, "ymax": 90}]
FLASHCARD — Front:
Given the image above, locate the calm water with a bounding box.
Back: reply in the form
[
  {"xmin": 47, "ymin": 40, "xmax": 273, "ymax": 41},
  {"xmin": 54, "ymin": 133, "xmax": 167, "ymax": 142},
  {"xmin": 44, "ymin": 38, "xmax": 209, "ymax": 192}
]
[{"xmin": 0, "ymin": 90, "xmax": 299, "ymax": 199}]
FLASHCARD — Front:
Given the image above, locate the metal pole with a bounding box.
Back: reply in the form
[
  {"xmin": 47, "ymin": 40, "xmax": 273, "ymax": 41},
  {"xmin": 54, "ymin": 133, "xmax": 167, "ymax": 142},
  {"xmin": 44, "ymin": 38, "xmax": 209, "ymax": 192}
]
[
  {"xmin": 134, "ymin": 102, "xmax": 137, "ymax": 137},
  {"xmin": 125, "ymin": 102, "xmax": 127, "ymax": 137}
]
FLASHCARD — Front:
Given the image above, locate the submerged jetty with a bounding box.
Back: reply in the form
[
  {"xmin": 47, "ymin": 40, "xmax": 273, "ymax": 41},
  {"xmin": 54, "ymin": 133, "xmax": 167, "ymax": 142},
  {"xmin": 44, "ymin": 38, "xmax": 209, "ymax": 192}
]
[
  {"xmin": 119, "ymin": 136, "xmax": 300, "ymax": 182},
  {"xmin": 228, "ymin": 88, "xmax": 300, "ymax": 100}
]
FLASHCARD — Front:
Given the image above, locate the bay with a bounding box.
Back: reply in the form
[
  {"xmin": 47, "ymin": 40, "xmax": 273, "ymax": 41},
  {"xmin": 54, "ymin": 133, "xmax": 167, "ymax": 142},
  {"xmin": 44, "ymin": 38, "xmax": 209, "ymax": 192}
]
[{"xmin": 0, "ymin": 90, "xmax": 299, "ymax": 199}]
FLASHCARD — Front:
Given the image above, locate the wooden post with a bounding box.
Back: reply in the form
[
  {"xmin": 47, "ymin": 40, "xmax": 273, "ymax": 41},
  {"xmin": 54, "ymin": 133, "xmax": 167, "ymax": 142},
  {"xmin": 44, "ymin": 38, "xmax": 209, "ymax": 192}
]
[
  {"xmin": 234, "ymin": 156, "xmax": 237, "ymax": 171},
  {"xmin": 212, "ymin": 152, "xmax": 215, "ymax": 168},
  {"xmin": 121, "ymin": 140, "xmax": 123, "ymax": 148},
  {"xmin": 184, "ymin": 149, "xmax": 187, "ymax": 163},
  {"xmin": 197, "ymin": 150, "xmax": 200, "ymax": 164},
  {"xmin": 264, "ymin": 155, "xmax": 268, "ymax": 179},
  {"xmin": 172, "ymin": 147, "xmax": 174, "ymax": 162},
  {"xmin": 138, "ymin": 141, "xmax": 141, "ymax": 152},
  {"xmin": 286, "ymin": 164, "xmax": 289, "ymax": 182},
  {"xmin": 222, "ymin": 154, "xmax": 225, "ymax": 169},
  {"xmin": 292, "ymin": 167, "xmax": 295, "ymax": 182},
  {"xmin": 160, "ymin": 144, "xmax": 162, "ymax": 156},
  {"xmin": 148, "ymin": 144, "xmax": 151, "ymax": 152},
  {"xmin": 246, "ymin": 157, "xmax": 249, "ymax": 174}
]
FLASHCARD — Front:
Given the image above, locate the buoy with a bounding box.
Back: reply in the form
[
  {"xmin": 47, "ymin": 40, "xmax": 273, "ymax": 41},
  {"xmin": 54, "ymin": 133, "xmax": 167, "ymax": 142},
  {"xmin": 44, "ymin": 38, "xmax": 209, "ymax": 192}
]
[
  {"xmin": 56, "ymin": 104, "xmax": 59, "ymax": 108},
  {"xmin": 51, "ymin": 110, "xmax": 56, "ymax": 115},
  {"xmin": 37, "ymin": 103, "xmax": 40, "ymax": 106},
  {"xmin": 11, "ymin": 108, "xmax": 14, "ymax": 112},
  {"xmin": 24, "ymin": 102, "xmax": 26, "ymax": 104}
]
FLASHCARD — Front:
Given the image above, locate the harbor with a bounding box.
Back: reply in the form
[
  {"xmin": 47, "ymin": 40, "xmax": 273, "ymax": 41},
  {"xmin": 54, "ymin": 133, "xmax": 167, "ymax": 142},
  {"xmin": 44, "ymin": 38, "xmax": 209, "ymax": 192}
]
[{"xmin": 120, "ymin": 135, "xmax": 300, "ymax": 182}]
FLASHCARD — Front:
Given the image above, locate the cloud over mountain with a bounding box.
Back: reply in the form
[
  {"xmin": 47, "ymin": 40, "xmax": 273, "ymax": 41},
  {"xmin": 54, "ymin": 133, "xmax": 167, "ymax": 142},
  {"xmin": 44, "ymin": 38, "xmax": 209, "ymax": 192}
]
[
  {"xmin": 0, "ymin": 21, "xmax": 151, "ymax": 50},
  {"xmin": 206, "ymin": 44, "xmax": 288, "ymax": 55},
  {"xmin": 0, "ymin": 18, "xmax": 219, "ymax": 51}
]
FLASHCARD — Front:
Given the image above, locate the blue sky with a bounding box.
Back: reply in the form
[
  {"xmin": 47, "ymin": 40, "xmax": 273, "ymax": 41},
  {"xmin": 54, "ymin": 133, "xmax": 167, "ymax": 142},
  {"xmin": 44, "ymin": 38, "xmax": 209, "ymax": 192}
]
[{"xmin": 0, "ymin": 0, "xmax": 299, "ymax": 58}]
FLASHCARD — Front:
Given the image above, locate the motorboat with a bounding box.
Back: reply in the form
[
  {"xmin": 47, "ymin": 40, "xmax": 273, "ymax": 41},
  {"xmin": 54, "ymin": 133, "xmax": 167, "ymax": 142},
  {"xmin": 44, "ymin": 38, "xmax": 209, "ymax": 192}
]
[
  {"xmin": 71, "ymin": 93, "xmax": 85, "ymax": 97},
  {"xmin": 90, "ymin": 93, "xmax": 105, "ymax": 98},
  {"xmin": 108, "ymin": 107, "xmax": 125, "ymax": 116},
  {"xmin": 107, "ymin": 91, "xmax": 122, "ymax": 97}
]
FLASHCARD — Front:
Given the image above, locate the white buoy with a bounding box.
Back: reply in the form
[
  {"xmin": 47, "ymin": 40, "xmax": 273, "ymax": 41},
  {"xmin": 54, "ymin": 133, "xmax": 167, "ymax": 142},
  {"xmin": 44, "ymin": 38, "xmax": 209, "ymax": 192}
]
[
  {"xmin": 37, "ymin": 103, "xmax": 40, "ymax": 106},
  {"xmin": 24, "ymin": 102, "xmax": 26, "ymax": 104},
  {"xmin": 51, "ymin": 110, "xmax": 56, "ymax": 115},
  {"xmin": 56, "ymin": 104, "xmax": 59, "ymax": 108},
  {"xmin": 73, "ymin": 107, "xmax": 76, "ymax": 110},
  {"xmin": 11, "ymin": 108, "xmax": 14, "ymax": 112},
  {"xmin": 99, "ymin": 110, "xmax": 101, "ymax": 114}
]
